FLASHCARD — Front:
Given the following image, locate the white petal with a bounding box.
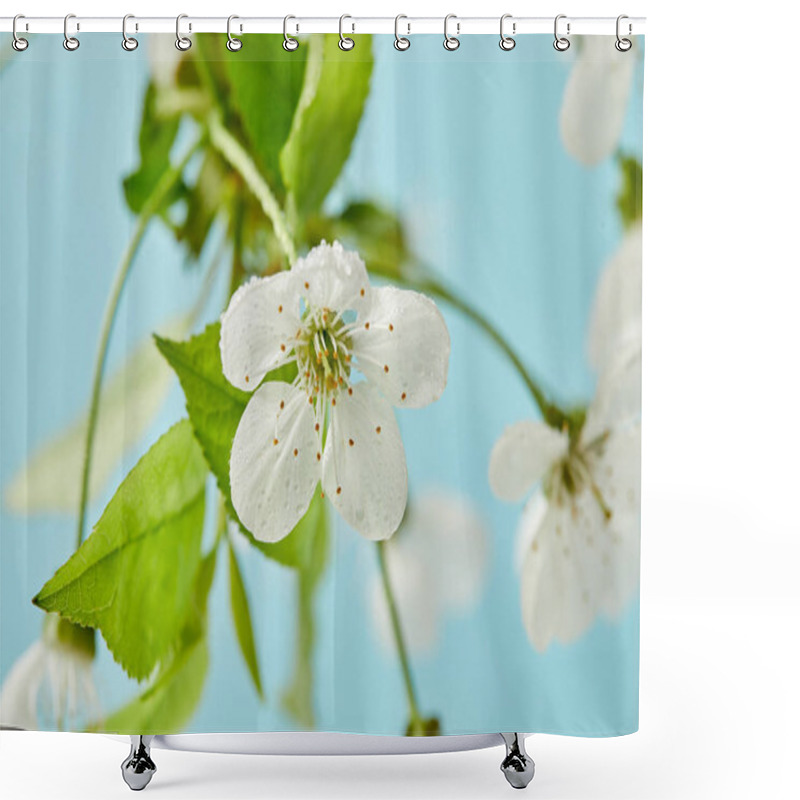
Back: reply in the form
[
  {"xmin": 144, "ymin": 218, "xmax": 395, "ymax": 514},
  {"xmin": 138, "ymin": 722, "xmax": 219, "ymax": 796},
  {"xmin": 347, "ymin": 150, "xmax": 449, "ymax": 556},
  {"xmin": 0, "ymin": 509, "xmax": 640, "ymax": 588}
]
[
  {"xmin": 584, "ymin": 346, "xmax": 641, "ymax": 440},
  {"xmin": 370, "ymin": 553, "xmax": 440, "ymax": 654},
  {"xmin": 520, "ymin": 503, "xmax": 598, "ymax": 652},
  {"xmin": 592, "ymin": 424, "xmax": 641, "ymax": 617},
  {"xmin": 560, "ymin": 37, "xmax": 637, "ymax": 166},
  {"xmin": 321, "ymin": 383, "xmax": 407, "ymax": 540},
  {"xmin": 520, "ymin": 425, "xmax": 641, "ymax": 652},
  {"xmin": 369, "ymin": 490, "xmax": 487, "ymax": 655},
  {"xmin": 220, "ymin": 272, "xmax": 301, "ymax": 392},
  {"xmin": 514, "ymin": 490, "xmax": 549, "ymax": 572},
  {"xmin": 411, "ymin": 492, "xmax": 488, "ymax": 610},
  {"xmin": 350, "ymin": 287, "xmax": 450, "ymax": 409},
  {"xmin": 520, "ymin": 505, "xmax": 572, "ymax": 653},
  {"xmin": 230, "ymin": 382, "xmax": 320, "ymax": 543},
  {"xmin": 489, "ymin": 420, "xmax": 569, "ymax": 502},
  {"xmin": 588, "ymin": 222, "xmax": 642, "ymax": 374},
  {"xmin": 293, "ymin": 241, "xmax": 371, "ymax": 316},
  {"xmin": 0, "ymin": 640, "xmax": 47, "ymax": 730}
]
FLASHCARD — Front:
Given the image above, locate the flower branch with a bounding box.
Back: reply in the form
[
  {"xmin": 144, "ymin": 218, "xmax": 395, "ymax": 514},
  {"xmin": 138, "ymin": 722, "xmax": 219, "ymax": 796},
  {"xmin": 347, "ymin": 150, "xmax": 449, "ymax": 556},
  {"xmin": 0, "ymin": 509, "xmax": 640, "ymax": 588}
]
[
  {"xmin": 75, "ymin": 137, "xmax": 205, "ymax": 548},
  {"xmin": 376, "ymin": 540, "xmax": 423, "ymax": 732},
  {"xmin": 208, "ymin": 114, "xmax": 297, "ymax": 266},
  {"xmin": 377, "ymin": 269, "xmax": 567, "ymax": 431}
]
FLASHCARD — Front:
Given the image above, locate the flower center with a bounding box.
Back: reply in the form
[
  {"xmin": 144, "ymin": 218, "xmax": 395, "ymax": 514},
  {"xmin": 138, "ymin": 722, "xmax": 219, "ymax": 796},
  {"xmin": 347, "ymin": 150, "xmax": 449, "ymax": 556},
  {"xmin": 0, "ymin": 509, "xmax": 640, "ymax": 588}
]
[
  {"xmin": 546, "ymin": 433, "xmax": 613, "ymax": 522},
  {"xmin": 295, "ymin": 306, "xmax": 353, "ymax": 400}
]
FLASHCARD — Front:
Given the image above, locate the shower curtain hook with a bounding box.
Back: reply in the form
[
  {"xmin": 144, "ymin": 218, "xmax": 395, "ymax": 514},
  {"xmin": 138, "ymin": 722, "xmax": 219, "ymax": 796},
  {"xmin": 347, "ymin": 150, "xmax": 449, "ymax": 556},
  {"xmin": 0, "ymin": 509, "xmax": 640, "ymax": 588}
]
[
  {"xmin": 499, "ymin": 14, "xmax": 516, "ymax": 51},
  {"xmin": 553, "ymin": 14, "xmax": 570, "ymax": 51},
  {"xmin": 283, "ymin": 15, "xmax": 299, "ymax": 51},
  {"xmin": 12, "ymin": 15, "xmax": 29, "ymax": 52},
  {"xmin": 443, "ymin": 14, "xmax": 460, "ymax": 51},
  {"xmin": 63, "ymin": 13, "xmax": 80, "ymax": 51},
  {"xmin": 615, "ymin": 15, "xmax": 633, "ymax": 52},
  {"xmin": 175, "ymin": 14, "xmax": 192, "ymax": 51},
  {"xmin": 339, "ymin": 14, "xmax": 355, "ymax": 50},
  {"xmin": 227, "ymin": 15, "xmax": 243, "ymax": 51},
  {"xmin": 122, "ymin": 15, "xmax": 138, "ymax": 51},
  {"xmin": 394, "ymin": 14, "xmax": 410, "ymax": 51}
]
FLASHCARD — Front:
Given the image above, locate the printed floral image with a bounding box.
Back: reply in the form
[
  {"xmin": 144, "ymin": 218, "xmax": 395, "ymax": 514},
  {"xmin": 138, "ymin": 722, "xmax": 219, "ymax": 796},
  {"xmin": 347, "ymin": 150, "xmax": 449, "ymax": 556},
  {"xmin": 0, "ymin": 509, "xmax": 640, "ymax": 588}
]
[
  {"xmin": 0, "ymin": 33, "xmax": 643, "ymax": 738},
  {"xmin": 0, "ymin": 615, "xmax": 99, "ymax": 731},
  {"xmin": 221, "ymin": 241, "xmax": 450, "ymax": 542},
  {"xmin": 560, "ymin": 36, "xmax": 638, "ymax": 165},
  {"xmin": 370, "ymin": 491, "xmax": 488, "ymax": 654},
  {"xmin": 490, "ymin": 223, "xmax": 642, "ymax": 652}
]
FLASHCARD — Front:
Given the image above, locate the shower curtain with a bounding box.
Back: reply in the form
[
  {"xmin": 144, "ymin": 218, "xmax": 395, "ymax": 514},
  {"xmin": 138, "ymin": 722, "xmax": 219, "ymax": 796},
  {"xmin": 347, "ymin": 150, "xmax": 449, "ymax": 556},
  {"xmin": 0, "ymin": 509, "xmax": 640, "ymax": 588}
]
[{"xmin": 0, "ymin": 32, "xmax": 643, "ymax": 738}]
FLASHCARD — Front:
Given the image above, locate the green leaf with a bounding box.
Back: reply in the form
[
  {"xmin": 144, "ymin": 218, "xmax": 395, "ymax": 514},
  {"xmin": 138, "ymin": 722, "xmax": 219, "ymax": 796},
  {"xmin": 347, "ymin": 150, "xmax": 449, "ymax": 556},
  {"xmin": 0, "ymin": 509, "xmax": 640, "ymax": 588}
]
[
  {"xmin": 228, "ymin": 540, "xmax": 264, "ymax": 699},
  {"xmin": 5, "ymin": 316, "xmax": 188, "ymax": 515},
  {"xmin": 183, "ymin": 543, "xmax": 219, "ymax": 641},
  {"xmin": 280, "ymin": 34, "xmax": 373, "ymax": 218},
  {"xmin": 176, "ymin": 152, "xmax": 231, "ymax": 259},
  {"xmin": 223, "ymin": 36, "xmax": 308, "ymax": 194},
  {"xmin": 616, "ymin": 153, "xmax": 643, "ymax": 229},
  {"xmin": 33, "ymin": 419, "xmax": 208, "ymax": 681},
  {"xmin": 123, "ymin": 82, "xmax": 184, "ymax": 215},
  {"xmin": 155, "ymin": 323, "xmax": 317, "ymax": 570},
  {"xmin": 155, "ymin": 327, "xmax": 332, "ymax": 724},
  {"xmin": 99, "ymin": 546, "xmax": 218, "ymax": 733},
  {"xmin": 280, "ymin": 492, "xmax": 328, "ymax": 727},
  {"xmin": 101, "ymin": 634, "xmax": 208, "ymax": 734},
  {"xmin": 154, "ymin": 323, "xmax": 249, "ymax": 510}
]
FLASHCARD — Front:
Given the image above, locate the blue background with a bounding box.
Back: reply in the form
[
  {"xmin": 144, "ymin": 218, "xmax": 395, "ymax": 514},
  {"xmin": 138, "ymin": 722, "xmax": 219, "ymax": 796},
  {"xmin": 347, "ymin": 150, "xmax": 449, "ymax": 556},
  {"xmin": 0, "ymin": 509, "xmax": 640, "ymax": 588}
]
[{"xmin": 0, "ymin": 34, "xmax": 643, "ymax": 736}]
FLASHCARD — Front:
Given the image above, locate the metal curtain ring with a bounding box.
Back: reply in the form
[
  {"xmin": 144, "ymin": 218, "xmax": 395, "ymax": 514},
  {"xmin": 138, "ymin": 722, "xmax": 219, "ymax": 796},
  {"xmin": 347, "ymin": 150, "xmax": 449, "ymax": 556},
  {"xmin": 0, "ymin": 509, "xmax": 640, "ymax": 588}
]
[
  {"xmin": 615, "ymin": 14, "xmax": 633, "ymax": 52},
  {"xmin": 227, "ymin": 15, "xmax": 243, "ymax": 51},
  {"xmin": 12, "ymin": 14, "xmax": 29, "ymax": 52},
  {"xmin": 553, "ymin": 14, "xmax": 570, "ymax": 51},
  {"xmin": 499, "ymin": 14, "xmax": 516, "ymax": 51},
  {"xmin": 283, "ymin": 15, "xmax": 299, "ymax": 51},
  {"xmin": 63, "ymin": 13, "xmax": 80, "ymax": 51},
  {"xmin": 175, "ymin": 14, "xmax": 192, "ymax": 51},
  {"xmin": 394, "ymin": 14, "xmax": 410, "ymax": 51},
  {"xmin": 443, "ymin": 14, "xmax": 460, "ymax": 51},
  {"xmin": 339, "ymin": 14, "xmax": 355, "ymax": 50},
  {"xmin": 122, "ymin": 14, "xmax": 138, "ymax": 51}
]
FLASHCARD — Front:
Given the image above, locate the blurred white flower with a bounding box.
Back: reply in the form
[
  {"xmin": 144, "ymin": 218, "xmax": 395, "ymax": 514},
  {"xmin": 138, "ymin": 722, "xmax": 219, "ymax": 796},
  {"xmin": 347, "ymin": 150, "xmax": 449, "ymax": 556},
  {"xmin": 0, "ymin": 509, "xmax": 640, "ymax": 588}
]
[
  {"xmin": 588, "ymin": 222, "xmax": 643, "ymax": 427},
  {"xmin": 503, "ymin": 415, "xmax": 641, "ymax": 652},
  {"xmin": 490, "ymin": 228, "xmax": 642, "ymax": 652},
  {"xmin": 371, "ymin": 491, "xmax": 489, "ymax": 654},
  {"xmin": 220, "ymin": 241, "xmax": 450, "ymax": 543},
  {"xmin": 147, "ymin": 34, "xmax": 182, "ymax": 90},
  {"xmin": 0, "ymin": 615, "xmax": 99, "ymax": 731},
  {"xmin": 589, "ymin": 223, "xmax": 642, "ymax": 371},
  {"xmin": 560, "ymin": 36, "xmax": 637, "ymax": 166}
]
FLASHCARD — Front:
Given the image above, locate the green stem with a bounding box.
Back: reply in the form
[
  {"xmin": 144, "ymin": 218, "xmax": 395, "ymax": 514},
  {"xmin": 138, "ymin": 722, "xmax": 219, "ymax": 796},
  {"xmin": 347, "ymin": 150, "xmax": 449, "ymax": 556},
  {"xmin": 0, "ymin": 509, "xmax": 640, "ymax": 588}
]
[
  {"xmin": 208, "ymin": 114, "xmax": 297, "ymax": 265},
  {"xmin": 74, "ymin": 138, "xmax": 203, "ymax": 549},
  {"xmin": 376, "ymin": 541, "xmax": 422, "ymax": 728},
  {"xmin": 228, "ymin": 192, "xmax": 247, "ymax": 298},
  {"xmin": 393, "ymin": 273, "xmax": 566, "ymax": 429},
  {"xmin": 215, "ymin": 493, "xmax": 229, "ymax": 547}
]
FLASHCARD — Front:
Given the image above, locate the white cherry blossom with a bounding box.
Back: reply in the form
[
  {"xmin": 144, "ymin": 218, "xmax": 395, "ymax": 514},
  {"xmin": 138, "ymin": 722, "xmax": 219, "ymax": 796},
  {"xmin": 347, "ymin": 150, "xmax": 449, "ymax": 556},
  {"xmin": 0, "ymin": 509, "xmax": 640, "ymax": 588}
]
[
  {"xmin": 560, "ymin": 36, "xmax": 638, "ymax": 166},
  {"xmin": 490, "ymin": 227, "xmax": 642, "ymax": 652},
  {"xmin": 147, "ymin": 34, "xmax": 181, "ymax": 90},
  {"xmin": 220, "ymin": 241, "xmax": 450, "ymax": 543},
  {"xmin": 370, "ymin": 491, "xmax": 488, "ymax": 654},
  {"xmin": 503, "ymin": 413, "xmax": 641, "ymax": 652},
  {"xmin": 0, "ymin": 615, "xmax": 99, "ymax": 731}
]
